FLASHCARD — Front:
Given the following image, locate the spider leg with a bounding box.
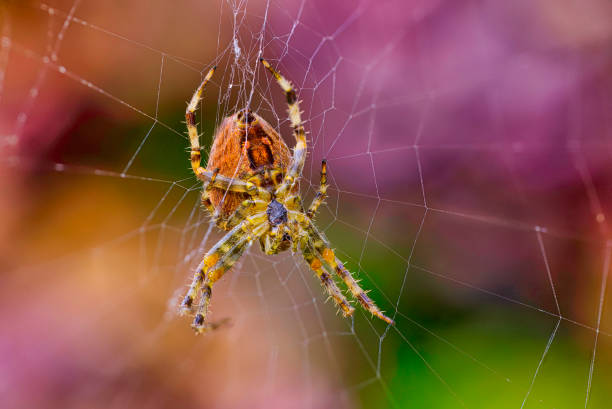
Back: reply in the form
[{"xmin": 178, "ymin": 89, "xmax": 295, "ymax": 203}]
[
  {"xmin": 330, "ymin": 258, "xmax": 394, "ymax": 325},
  {"xmin": 218, "ymin": 198, "xmax": 267, "ymax": 230},
  {"xmin": 299, "ymin": 218, "xmax": 394, "ymax": 325},
  {"xmin": 191, "ymin": 235, "xmax": 251, "ymax": 334},
  {"xmin": 186, "ymin": 66, "xmax": 216, "ymax": 176},
  {"xmin": 262, "ymin": 225, "xmax": 289, "ymax": 255},
  {"xmin": 202, "ymin": 175, "xmax": 269, "ymax": 234},
  {"xmin": 180, "ymin": 222, "xmax": 247, "ymax": 315},
  {"xmin": 184, "ymin": 68, "xmax": 264, "ymax": 196},
  {"xmin": 260, "ymin": 58, "xmax": 306, "ymax": 196},
  {"xmin": 268, "ymin": 168, "xmax": 284, "ymax": 188},
  {"xmin": 197, "ymin": 169, "xmax": 271, "ymax": 206},
  {"xmin": 306, "ymin": 159, "xmax": 327, "ymax": 219},
  {"xmin": 200, "ymin": 167, "xmax": 221, "ymax": 218},
  {"xmin": 200, "ymin": 170, "xmax": 264, "ymax": 226},
  {"xmin": 245, "ymin": 173, "xmax": 273, "ymax": 202},
  {"xmin": 301, "ymin": 237, "xmax": 355, "ymax": 318},
  {"xmin": 180, "ymin": 213, "xmax": 267, "ymax": 333}
]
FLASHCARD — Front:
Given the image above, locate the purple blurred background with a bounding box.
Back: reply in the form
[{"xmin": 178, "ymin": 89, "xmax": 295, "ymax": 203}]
[{"xmin": 1, "ymin": 0, "xmax": 612, "ymax": 408}]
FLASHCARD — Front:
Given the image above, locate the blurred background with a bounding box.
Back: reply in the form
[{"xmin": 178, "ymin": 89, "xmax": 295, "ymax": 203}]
[{"xmin": 1, "ymin": 0, "xmax": 612, "ymax": 408}]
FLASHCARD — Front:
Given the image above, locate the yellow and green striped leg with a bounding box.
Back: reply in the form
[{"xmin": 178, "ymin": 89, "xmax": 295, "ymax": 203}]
[
  {"xmin": 261, "ymin": 225, "xmax": 288, "ymax": 255},
  {"xmin": 197, "ymin": 168, "xmax": 252, "ymax": 193},
  {"xmin": 330, "ymin": 257, "xmax": 394, "ymax": 325},
  {"xmin": 260, "ymin": 58, "xmax": 307, "ymax": 197},
  {"xmin": 179, "ymin": 222, "xmax": 247, "ymax": 316},
  {"xmin": 192, "ymin": 218, "xmax": 270, "ymax": 333},
  {"xmin": 196, "ymin": 169, "xmax": 272, "ymax": 205},
  {"xmin": 218, "ymin": 199, "xmax": 267, "ymax": 230},
  {"xmin": 268, "ymin": 168, "xmax": 284, "ymax": 188},
  {"xmin": 184, "ymin": 66, "xmax": 250, "ymax": 192},
  {"xmin": 301, "ymin": 219, "xmax": 394, "ymax": 325},
  {"xmin": 245, "ymin": 173, "xmax": 272, "ymax": 202},
  {"xmin": 186, "ymin": 66, "xmax": 216, "ymax": 176},
  {"xmin": 301, "ymin": 239, "xmax": 355, "ymax": 318},
  {"xmin": 185, "ymin": 68, "xmax": 272, "ymax": 200},
  {"xmin": 191, "ymin": 234, "xmax": 251, "ymax": 334},
  {"xmin": 201, "ymin": 167, "xmax": 221, "ymax": 217},
  {"xmin": 306, "ymin": 159, "xmax": 327, "ymax": 219},
  {"xmin": 284, "ymin": 193, "xmax": 305, "ymax": 213},
  {"xmin": 199, "ymin": 169, "xmax": 268, "ymax": 227},
  {"xmin": 180, "ymin": 214, "xmax": 266, "ymax": 332}
]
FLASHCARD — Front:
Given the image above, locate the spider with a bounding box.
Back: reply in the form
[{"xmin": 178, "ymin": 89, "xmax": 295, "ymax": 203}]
[{"xmin": 179, "ymin": 58, "xmax": 394, "ymax": 333}]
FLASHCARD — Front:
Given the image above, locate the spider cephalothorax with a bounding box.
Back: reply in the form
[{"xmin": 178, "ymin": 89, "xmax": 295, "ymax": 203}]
[{"xmin": 180, "ymin": 59, "xmax": 394, "ymax": 333}]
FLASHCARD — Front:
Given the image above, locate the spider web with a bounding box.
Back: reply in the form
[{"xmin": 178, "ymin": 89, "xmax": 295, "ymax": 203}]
[{"xmin": 2, "ymin": 0, "xmax": 612, "ymax": 408}]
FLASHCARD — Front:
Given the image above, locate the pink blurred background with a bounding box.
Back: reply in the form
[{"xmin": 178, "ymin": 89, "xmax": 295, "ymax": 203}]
[{"xmin": 1, "ymin": 0, "xmax": 612, "ymax": 408}]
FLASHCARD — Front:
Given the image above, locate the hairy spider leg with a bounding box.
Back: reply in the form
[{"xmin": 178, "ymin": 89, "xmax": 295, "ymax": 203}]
[
  {"xmin": 262, "ymin": 225, "xmax": 287, "ymax": 255},
  {"xmin": 268, "ymin": 168, "xmax": 284, "ymax": 188},
  {"xmin": 192, "ymin": 235, "xmax": 251, "ymax": 334},
  {"xmin": 185, "ymin": 68, "xmax": 272, "ymax": 200},
  {"xmin": 301, "ymin": 219, "xmax": 394, "ymax": 325},
  {"xmin": 334, "ymin": 259, "xmax": 395, "ymax": 324},
  {"xmin": 200, "ymin": 168, "xmax": 221, "ymax": 217},
  {"xmin": 186, "ymin": 66, "xmax": 216, "ymax": 176},
  {"xmin": 180, "ymin": 221, "xmax": 247, "ymax": 315},
  {"xmin": 181, "ymin": 213, "xmax": 267, "ymax": 330},
  {"xmin": 200, "ymin": 171, "xmax": 269, "ymax": 229},
  {"xmin": 197, "ymin": 168, "xmax": 250, "ymax": 192},
  {"xmin": 301, "ymin": 239, "xmax": 355, "ymax": 317},
  {"xmin": 306, "ymin": 159, "xmax": 327, "ymax": 219},
  {"xmin": 218, "ymin": 199, "xmax": 267, "ymax": 231},
  {"xmin": 260, "ymin": 58, "xmax": 307, "ymax": 197},
  {"xmin": 193, "ymin": 218, "xmax": 271, "ymax": 333}
]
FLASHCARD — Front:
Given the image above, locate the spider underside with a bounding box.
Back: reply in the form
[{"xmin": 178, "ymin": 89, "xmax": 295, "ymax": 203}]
[{"xmin": 180, "ymin": 59, "xmax": 394, "ymax": 333}]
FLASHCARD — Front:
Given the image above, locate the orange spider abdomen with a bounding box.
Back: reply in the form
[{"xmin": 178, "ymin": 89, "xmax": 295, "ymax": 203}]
[{"xmin": 205, "ymin": 111, "xmax": 292, "ymax": 221}]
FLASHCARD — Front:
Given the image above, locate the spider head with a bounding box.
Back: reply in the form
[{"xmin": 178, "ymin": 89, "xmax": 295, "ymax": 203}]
[{"xmin": 266, "ymin": 199, "xmax": 288, "ymax": 226}]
